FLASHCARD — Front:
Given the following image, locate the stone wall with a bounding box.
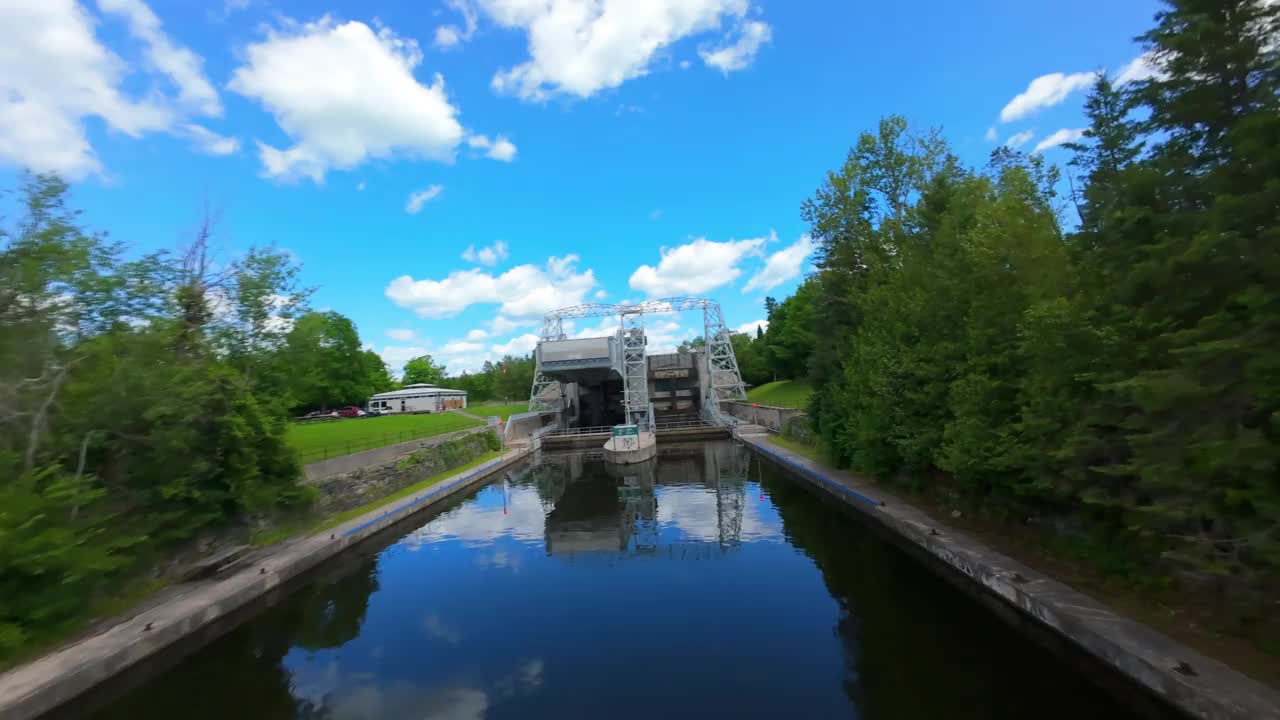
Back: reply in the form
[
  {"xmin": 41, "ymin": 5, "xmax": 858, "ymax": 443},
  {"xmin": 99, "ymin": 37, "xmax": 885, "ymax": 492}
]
[
  {"xmin": 722, "ymin": 401, "xmax": 807, "ymax": 434},
  {"xmin": 307, "ymin": 430, "xmax": 498, "ymax": 515}
]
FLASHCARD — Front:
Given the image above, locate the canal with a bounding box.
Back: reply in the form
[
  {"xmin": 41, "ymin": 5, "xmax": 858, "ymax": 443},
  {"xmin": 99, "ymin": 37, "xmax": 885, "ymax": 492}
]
[{"xmin": 88, "ymin": 442, "xmax": 1137, "ymax": 719}]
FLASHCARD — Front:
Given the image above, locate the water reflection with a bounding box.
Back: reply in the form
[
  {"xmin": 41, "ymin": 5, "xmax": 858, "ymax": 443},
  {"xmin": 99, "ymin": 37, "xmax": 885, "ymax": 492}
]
[{"xmin": 89, "ymin": 443, "xmax": 1136, "ymax": 720}]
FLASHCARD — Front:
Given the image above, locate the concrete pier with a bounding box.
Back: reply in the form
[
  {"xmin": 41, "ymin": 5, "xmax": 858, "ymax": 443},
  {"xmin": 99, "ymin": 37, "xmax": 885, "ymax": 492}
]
[{"xmin": 602, "ymin": 430, "xmax": 657, "ymax": 464}]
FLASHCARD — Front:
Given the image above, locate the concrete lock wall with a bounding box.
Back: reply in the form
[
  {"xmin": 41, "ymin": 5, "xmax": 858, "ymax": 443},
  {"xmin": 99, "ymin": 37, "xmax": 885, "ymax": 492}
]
[
  {"xmin": 302, "ymin": 427, "xmax": 490, "ymax": 482},
  {"xmin": 306, "ymin": 430, "xmax": 497, "ymax": 515},
  {"xmin": 722, "ymin": 401, "xmax": 806, "ymax": 432}
]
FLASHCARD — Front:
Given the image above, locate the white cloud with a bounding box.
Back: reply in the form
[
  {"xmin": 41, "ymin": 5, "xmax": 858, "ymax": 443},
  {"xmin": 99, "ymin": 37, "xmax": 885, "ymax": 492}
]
[
  {"xmin": 629, "ymin": 233, "xmax": 767, "ymax": 297},
  {"xmin": 699, "ymin": 20, "xmax": 771, "ymax": 74},
  {"xmin": 742, "ymin": 235, "xmax": 812, "ymax": 293},
  {"xmin": 97, "ymin": 0, "xmax": 221, "ymax": 116},
  {"xmin": 984, "ymin": 126, "xmax": 998, "ymax": 143},
  {"xmin": 1115, "ymin": 52, "xmax": 1163, "ymax": 86},
  {"xmin": 679, "ymin": 59, "xmax": 691, "ymax": 70},
  {"xmin": 441, "ymin": 339, "xmax": 486, "ymax": 355},
  {"xmin": 465, "ymin": 134, "xmax": 518, "ymax": 161},
  {"xmin": 229, "ymin": 17, "xmax": 483, "ymax": 182},
  {"xmin": 481, "ymin": 0, "xmax": 759, "ymax": 101},
  {"xmin": 406, "ymin": 185, "xmax": 445, "ymax": 214},
  {"xmin": 489, "ymin": 315, "xmax": 522, "ymax": 335},
  {"xmin": 357, "ymin": 181, "xmax": 366, "ymax": 191},
  {"xmin": 378, "ymin": 344, "xmax": 430, "ymax": 374},
  {"xmin": 1004, "ymin": 129, "xmax": 1035, "ymax": 149},
  {"xmin": 594, "ymin": 289, "xmax": 607, "ymax": 299},
  {"xmin": 426, "ymin": 330, "xmax": 542, "ymax": 374},
  {"xmin": 0, "ymin": 0, "xmax": 213, "ymax": 179},
  {"xmin": 735, "ymin": 319, "xmax": 768, "ymax": 335},
  {"xmin": 386, "ymin": 328, "xmax": 417, "ymax": 341},
  {"xmin": 462, "ymin": 240, "xmax": 510, "ymax": 266},
  {"xmin": 491, "ymin": 333, "xmax": 539, "ymax": 357},
  {"xmin": 465, "ymin": 328, "xmax": 489, "ymax": 341},
  {"xmin": 181, "ymin": 124, "xmax": 240, "ymax": 155},
  {"xmin": 433, "ymin": 0, "xmax": 478, "ymax": 50},
  {"xmin": 645, "ymin": 319, "xmax": 696, "ymax": 354},
  {"xmin": 386, "ymin": 255, "xmax": 596, "ymax": 320},
  {"xmin": 1032, "ymin": 127, "xmax": 1085, "ymax": 154},
  {"xmin": 999, "ymin": 71, "xmax": 1094, "ymax": 123}
]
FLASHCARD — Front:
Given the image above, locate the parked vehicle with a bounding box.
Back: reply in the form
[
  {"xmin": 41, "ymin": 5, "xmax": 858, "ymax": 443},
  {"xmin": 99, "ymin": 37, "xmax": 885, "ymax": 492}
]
[{"xmin": 336, "ymin": 406, "xmax": 366, "ymax": 418}]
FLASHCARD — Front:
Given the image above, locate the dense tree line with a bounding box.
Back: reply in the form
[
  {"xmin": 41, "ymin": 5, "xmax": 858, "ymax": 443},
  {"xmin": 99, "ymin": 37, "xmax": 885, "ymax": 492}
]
[
  {"xmin": 772, "ymin": 0, "xmax": 1278, "ymax": 634},
  {"xmin": 0, "ymin": 178, "xmax": 392, "ymax": 657},
  {"xmin": 446, "ymin": 355, "xmax": 535, "ymax": 404}
]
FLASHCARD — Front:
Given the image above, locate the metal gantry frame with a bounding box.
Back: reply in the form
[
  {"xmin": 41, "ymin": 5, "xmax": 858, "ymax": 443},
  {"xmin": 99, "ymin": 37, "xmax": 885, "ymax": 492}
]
[
  {"xmin": 529, "ymin": 297, "xmax": 748, "ymax": 427},
  {"xmin": 528, "ymin": 313, "xmax": 566, "ymax": 412},
  {"xmin": 620, "ymin": 308, "xmax": 650, "ymax": 428}
]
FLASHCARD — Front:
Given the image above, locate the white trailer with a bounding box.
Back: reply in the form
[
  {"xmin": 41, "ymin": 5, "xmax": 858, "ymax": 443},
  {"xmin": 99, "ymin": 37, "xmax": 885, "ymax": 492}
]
[{"xmin": 367, "ymin": 383, "xmax": 467, "ymax": 414}]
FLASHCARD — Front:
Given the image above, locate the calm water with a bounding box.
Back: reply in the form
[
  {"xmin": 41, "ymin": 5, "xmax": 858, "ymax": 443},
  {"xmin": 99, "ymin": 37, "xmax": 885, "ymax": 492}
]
[{"xmin": 89, "ymin": 443, "xmax": 1135, "ymax": 720}]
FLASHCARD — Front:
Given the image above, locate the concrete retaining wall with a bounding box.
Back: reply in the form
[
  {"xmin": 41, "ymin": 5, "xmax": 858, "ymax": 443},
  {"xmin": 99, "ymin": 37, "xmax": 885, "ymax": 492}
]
[
  {"xmin": 303, "ymin": 426, "xmax": 488, "ymax": 482},
  {"xmin": 308, "ymin": 431, "xmax": 496, "ymax": 514},
  {"xmin": 740, "ymin": 432, "xmax": 1280, "ymax": 720},
  {"xmin": 0, "ymin": 449, "xmax": 531, "ymax": 720},
  {"xmin": 722, "ymin": 401, "xmax": 806, "ymax": 433},
  {"xmin": 503, "ymin": 410, "xmax": 557, "ymax": 445}
]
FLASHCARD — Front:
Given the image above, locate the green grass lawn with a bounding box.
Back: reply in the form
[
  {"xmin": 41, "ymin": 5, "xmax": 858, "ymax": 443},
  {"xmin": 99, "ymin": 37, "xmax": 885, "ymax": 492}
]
[
  {"xmin": 769, "ymin": 433, "xmax": 827, "ymax": 464},
  {"xmin": 288, "ymin": 413, "xmax": 483, "ymax": 462},
  {"xmin": 469, "ymin": 402, "xmax": 529, "ymax": 420},
  {"xmin": 746, "ymin": 379, "xmax": 813, "ymax": 408}
]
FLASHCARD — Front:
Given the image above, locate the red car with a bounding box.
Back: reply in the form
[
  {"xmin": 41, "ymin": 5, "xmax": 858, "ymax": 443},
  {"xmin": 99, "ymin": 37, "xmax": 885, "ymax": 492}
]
[{"xmin": 336, "ymin": 406, "xmax": 366, "ymax": 418}]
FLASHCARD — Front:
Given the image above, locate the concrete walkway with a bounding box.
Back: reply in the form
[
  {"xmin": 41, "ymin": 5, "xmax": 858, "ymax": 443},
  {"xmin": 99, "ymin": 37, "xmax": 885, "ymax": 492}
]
[
  {"xmin": 0, "ymin": 447, "xmax": 532, "ymax": 720},
  {"xmin": 448, "ymin": 408, "xmax": 488, "ymax": 422},
  {"xmin": 740, "ymin": 431, "xmax": 1280, "ymax": 720}
]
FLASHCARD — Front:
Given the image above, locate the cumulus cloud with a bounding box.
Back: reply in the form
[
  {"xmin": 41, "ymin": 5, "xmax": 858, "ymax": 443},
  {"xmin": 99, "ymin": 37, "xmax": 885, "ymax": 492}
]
[
  {"xmin": 378, "ymin": 344, "xmax": 431, "ymax": 374},
  {"xmin": 735, "ymin": 319, "xmax": 768, "ymax": 335},
  {"xmin": 0, "ymin": 0, "xmax": 217, "ymax": 179},
  {"xmin": 491, "ymin": 333, "xmax": 539, "ymax": 357},
  {"xmin": 462, "ymin": 240, "xmax": 510, "ymax": 266},
  {"xmin": 229, "ymin": 17, "xmax": 505, "ymax": 182},
  {"xmin": 181, "ymin": 124, "xmax": 240, "ymax": 155},
  {"xmin": 1115, "ymin": 53, "xmax": 1163, "ymax": 86},
  {"xmin": 406, "ymin": 185, "xmax": 444, "ymax": 214},
  {"xmin": 489, "ymin": 315, "xmax": 522, "ymax": 335},
  {"xmin": 1032, "ymin": 128, "xmax": 1085, "ymax": 154},
  {"xmin": 386, "ymin": 328, "xmax": 417, "ymax": 342},
  {"xmin": 984, "ymin": 126, "xmax": 998, "ymax": 143},
  {"xmin": 466, "ymin": 134, "xmax": 518, "ymax": 161},
  {"xmin": 1004, "ymin": 129, "xmax": 1035, "ymax": 149},
  {"xmin": 629, "ymin": 234, "xmax": 768, "ymax": 297},
  {"xmin": 433, "ymin": 0, "xmax": 478, "ymax": 50},
  {"xmin": 481, "ymin": 0, "xmax": 764, "ymax": 101},
  {"xmin": 465, "ymin": 328, "xmax": 489, "ymax": 341},
  {"xmin": 742, "ymin": 235, "xmax": 812, "ymax": 293},
  {"xmin": 999, "ymin": 71, "xmax": 1094, "ymax": 123},
  {"xmin": 386, "ymin": 255, "xmax": 596, "ymax": 321},
  {"xmin": 699, "ymin": 20, "xmax": 771, "ymax": 73}
]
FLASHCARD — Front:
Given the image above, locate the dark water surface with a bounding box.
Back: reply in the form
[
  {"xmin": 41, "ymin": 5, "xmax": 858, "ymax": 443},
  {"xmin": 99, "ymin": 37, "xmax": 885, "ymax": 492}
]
[{"xmin": 89, "ymin": 443, "xmax": 1136, "ymax": 720}]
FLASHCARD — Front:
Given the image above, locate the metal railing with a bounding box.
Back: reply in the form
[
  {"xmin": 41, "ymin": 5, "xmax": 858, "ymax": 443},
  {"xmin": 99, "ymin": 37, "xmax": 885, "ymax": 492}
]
[
  {"xmin": 654, "ymin": 417, "xmax": 715, "ymax": 431},
  {"xmin": 544, "ymin": 425, "xmax": 614, "ymax": 438}
]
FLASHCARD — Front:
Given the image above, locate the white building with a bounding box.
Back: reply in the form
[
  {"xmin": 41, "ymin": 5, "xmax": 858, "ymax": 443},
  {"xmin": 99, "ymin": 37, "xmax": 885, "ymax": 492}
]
[{"xmin": 367, "ymin": 383, "xmax": 467, "ymax": 414}]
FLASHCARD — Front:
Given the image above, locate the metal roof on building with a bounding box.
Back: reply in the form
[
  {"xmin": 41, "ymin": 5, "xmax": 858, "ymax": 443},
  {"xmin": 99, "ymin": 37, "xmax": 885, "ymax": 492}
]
[{"xmin": 369, "ymin": 383, "xmax": 466, "ymax": 400}]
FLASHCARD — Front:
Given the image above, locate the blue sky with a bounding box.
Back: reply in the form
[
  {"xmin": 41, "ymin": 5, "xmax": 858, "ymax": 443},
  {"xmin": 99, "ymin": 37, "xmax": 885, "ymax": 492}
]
[{"xmin": 0, "ymin": 0, "xmax": 1163, "ymax": 374}]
